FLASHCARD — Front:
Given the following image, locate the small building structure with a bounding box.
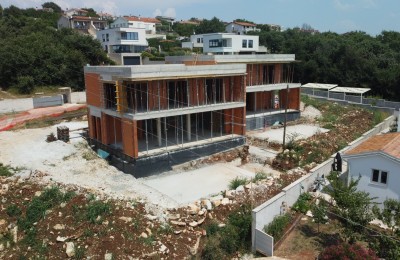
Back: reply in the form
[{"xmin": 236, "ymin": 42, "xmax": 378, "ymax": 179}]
[
  {"xmin": 110, "ymin": 16, "xmax": 164, "ymax": 39},
  {"xmin": 96, "ymin": 27, "xmax": 148, "ymax": 65},
  {"xmin": 343, "ymin": 133, "xmax": 400, "ymax": 207},
  {"xmin": 225, "ymin": 21, "xmax": 260, "ymax": 35},
  {"xmin": 58, "ymin": 15, "xmax": 108, "ymax": 36}
]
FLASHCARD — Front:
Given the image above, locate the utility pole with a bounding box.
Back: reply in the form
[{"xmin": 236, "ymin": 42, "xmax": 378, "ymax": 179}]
[{"xmin": 282, "ymin": 84, "xmax": 289, "ymax": 149}]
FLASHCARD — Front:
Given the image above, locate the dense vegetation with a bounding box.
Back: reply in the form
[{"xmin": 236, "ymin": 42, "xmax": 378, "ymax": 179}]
[
  {"xmin": 0, "ymin": 4, "xmax": 112, "ymax": 93},
  {"xmin": 251, "ymin": 28, "xmax": 400, "ymax": 101}
]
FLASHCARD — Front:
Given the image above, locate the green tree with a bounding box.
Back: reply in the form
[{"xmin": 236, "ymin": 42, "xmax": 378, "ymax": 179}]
[
  {"xmin": 312, "ymin": 199, "xmax": 328, "ymax": 232},
  {"xmin": 82, "ymin": 8, "xmax": 98, "ymax": 17},
  {"xmin": 172, "ymin": 23, "xmax": 196, "ymax": 37},
  {"xmin": 325, "ymin": 172, "xmax": 375, "ymax": 242},
  {"xmin": 196, "ymin": 17, "xmax": 225, "ymax": 34},
  {"xmin": 42, "ymin": 2, "xmax": 62, "ymax": 13},
  {"xmin": 372, "ymin": 199, "xmax": 400, "ymax": 234}
]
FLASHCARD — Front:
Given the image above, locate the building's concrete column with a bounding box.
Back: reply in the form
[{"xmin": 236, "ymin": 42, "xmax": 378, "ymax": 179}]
[
  {"xmin": 157, "ymin": 118, "xmax": 162, "ymax": 146},
  {"xmin": 186, "ymin": 114, "xmax": 191, "ymax": 141}
]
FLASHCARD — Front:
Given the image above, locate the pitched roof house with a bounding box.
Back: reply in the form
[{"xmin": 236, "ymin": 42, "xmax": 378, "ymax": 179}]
[{"xmin": 343, "ymin": 133, "xmax": 400, "ymax": 207}]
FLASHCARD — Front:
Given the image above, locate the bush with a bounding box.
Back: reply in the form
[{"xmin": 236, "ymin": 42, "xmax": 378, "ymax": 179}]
[
  {"xmin": 86, "ymin": 201, "xmax": 111, "ymax": 224},
  {"xmin": 264, "ymin": 213, "xmax": 292, "ymax": 241},
  {"xmin": 219, "ymin": 224, "xmax": 240, "ymax": 254},
  {"xmin": 0, "ymin": 163, "xmax": 13, "ymax": 177},
  {"xmin": 253, "ymin": 171, "xmax": 268, "ymax": 182},
  {"xmin": 292, "ymin": 192, "xmax": 313, "ymax": 214},
  {"xmin": 319, "ymin": 243, "xmax": 378, "ymax": 260},
  {"xmin": 6, "ymin": 205, "xmax": 22, "ymax": 217},
  {"xmin": 228, "ymin": 177, "xmax": 247, "ymax": 190},
  {"xmin": 201, "ymin": 236, "xmax": 225, "ymax": 260},
  {"xmin": 205, "ymin": 221, "xmax": 220, "ymax": 237},
  {"xmin": 228, "ymin": 205, "xmax": 252, "ymax": 249},
  {"xmin": 14, "ymin": 76, "xmax": 35, "ymax": 94}
]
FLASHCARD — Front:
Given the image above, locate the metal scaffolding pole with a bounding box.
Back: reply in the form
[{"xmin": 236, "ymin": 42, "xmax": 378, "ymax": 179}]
[
  {"xmin": 145, "ymin": 120, "xmax": 149, "ymax": 154},
  {"xmin": 164, "ymin": 117, "xmax": 168, "ymax": 151},
  {"xmin": 181, "ymin": 115, "xmax": 184, "ymax": 147},
  {"xmin": 157, "ymin": 118, "xmax": 162, "ymax": 146}
]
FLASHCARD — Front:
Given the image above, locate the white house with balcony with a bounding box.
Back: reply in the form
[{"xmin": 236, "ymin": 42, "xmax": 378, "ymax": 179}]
[
  {"xmin": 225, "ymin": 21, "xmax": 260, "ymax": 35},
  {"xmin": 110, "ymin": 16, "xmax": 165, "ymax": 39},
  {"xmin": 203, "ymin": 33, "xmax": 259, "ymax": 54},
  {"xmin": 343, "ymin": 132, "xmax": 400, "ymax": 208},
  {"xmin": 182, "ymin": 33, "xmax": 259, "ymax": 54},
  {"xmin": 96, "ymin": 27, "xmax": 148, "ymax": 65}
]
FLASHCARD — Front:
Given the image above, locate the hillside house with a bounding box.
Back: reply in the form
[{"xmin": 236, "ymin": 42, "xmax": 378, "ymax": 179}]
[
  {"xmin": 225, "ymin": 21, "xmax": 260, "ymax": 35},
  {"xmin": 58, "ymin": 15, "xmax": 108, "ymax": 36},
  {"xmin": 110, "ymin": 16, "xmax": 164, "ymax": 39},
  {"xmin": 96, "ymin": 27, "xmax": 148, "ymax": 65},
  {"xmin": 343, "ymin": 133, "xmax": 400, "ymax": 207}
]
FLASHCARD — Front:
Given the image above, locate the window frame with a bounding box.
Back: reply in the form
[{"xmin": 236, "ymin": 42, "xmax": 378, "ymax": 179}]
[
  {"xmin": 242, "ymin": 39, "xmax": 247, "ymax": 48},
  {"xmin": 248, "ymin": 39, "xmax": 253, "ymax": 48},
  {"xmin": 371, "ymin": 169, "xmax": 388, "ymax": 185}
]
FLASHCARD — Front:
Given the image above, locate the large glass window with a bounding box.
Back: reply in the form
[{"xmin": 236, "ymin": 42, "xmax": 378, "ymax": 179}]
[
  {"xmin": 121, "ymin": 32, "xmax": 139, "ymax": 40},
  {"xmin": 209, "ymin": 39, "xmax": 227, "ymax": 48}
]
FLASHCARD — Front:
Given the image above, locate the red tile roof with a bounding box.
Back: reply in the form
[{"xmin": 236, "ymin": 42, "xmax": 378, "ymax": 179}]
[
  {"xmin": 232, "ymin": 21, "xmax": 256, "ymax": 27},
  {"xmin": 345, "ymin": 132, "xmax": 400, "ymax": 159},
  {"xmin": 71, "ymin": 16, "xmax": 104, "ymax": 21},
  {"xmin": 124, "ymin": 16, "xmax": 160, "ymax": 24}
]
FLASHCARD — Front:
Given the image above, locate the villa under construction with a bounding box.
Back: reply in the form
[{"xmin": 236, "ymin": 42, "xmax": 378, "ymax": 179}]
[{"xmin": 84, "ymin": 52, "xmax": 300, "ymax": 176}]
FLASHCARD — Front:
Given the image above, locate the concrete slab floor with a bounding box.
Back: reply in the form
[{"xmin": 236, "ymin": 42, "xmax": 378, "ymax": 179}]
[
  {"xmin": 249, "ymin": 124, "xmax": 329, "ymax": 144},
  {"xmin": 142, "ymin": 164, "xmax": 255, "ymax": 205}
]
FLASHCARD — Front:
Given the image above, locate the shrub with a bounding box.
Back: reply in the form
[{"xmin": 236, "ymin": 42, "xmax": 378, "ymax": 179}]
[
  {"xmin": 6, "ymin": 205, "xmax": 22, "ymax": 217},
  {"xmin": 253, "ymin": 171, "xmax": 268, "ymax": 182},
  {"xmin": 219, "ymin": 224, "xmax": 239, "ymax": 254},
  {"xmin": 292, "ymin": 192, "xmax": 313, "ymax": 214},
  {"xmin": 205, "ymin": 221, "xmax": 220, "ymax": 237},
  {"xmin": 0, "ymin": 163, "xmax": 13, "ymax": 177},
  {"xmin": 86, "ymin": 201, "xmax": 111, "ymax": 224},
  {"xmin": 228, "ymin": 177, "xmax": 247, "ymax": 190},
  {"xmin": 201, "ymin": 236, "xmax": 225, "ymax": 260},
  {"xmin": 228, "ymin": 205, "xmax": 252, "ymax": 249},
  {"xmin": 264, "ymin": 213, "xmax": 292, "ymax": 241},
  {"xmin": 319, "ymin": 243, "xmax": 378, "ymax": 260},
  {"xmin": 14, "ymin": 76, "xmax": 35, "ymax": 94}
]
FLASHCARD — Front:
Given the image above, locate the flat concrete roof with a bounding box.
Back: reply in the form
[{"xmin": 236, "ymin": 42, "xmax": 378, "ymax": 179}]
[
  {"xmin": 301, "ymin": 83, "xmax": 338, "ymax": 90},
  {"xmin": 166, "ymin": 54, "xmax": 297, "ymax": 64},
  {"xmin": 84, "ymin": 64, "xmax": 247, "ymax": 81}
]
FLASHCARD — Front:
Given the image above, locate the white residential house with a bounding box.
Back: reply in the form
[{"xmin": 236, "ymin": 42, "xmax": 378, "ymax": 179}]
[
  {"xmin": 96, "ymin": 27, "xmax": 148, "ymax": 65},
  {"xmin": 182, "ymin": 33, "xmax": 260, "ymax": 54},
  {"xmin": 110, "ymin": 16, "xmax": 165, "ymax": 39},
  {"xmin": 225, "ymin": 21, "xmax": 260, "ymax": 35},
  {"xmin": 58, "ymin": 15, "xmax": 108, "ymax": 37},
  {"xmin": 343, "ymin": 133, "xmax": 400, "ymax": 208},
  {"xmin": 64, "ymin": 8, "xmax": 88, "ymax": 17}
]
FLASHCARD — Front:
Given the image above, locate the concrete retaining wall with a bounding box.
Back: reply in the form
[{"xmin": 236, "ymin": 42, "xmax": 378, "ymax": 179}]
[
  {"xmin": 32, "ymin": 95, "xmax": 64, "ymax": 108},
  {"xmin": 251, "ymin": 114, "xmax": 396, "ymax": 255}
]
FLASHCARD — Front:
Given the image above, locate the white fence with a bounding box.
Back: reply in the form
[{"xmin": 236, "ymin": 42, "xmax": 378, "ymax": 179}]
[
  {"xmin": 32, "ymin": 95, "xmax": 64, "ymax": 108},
  {"xmin": 252, "ymin": 115, "xmax": 396, "ymax": 256}
]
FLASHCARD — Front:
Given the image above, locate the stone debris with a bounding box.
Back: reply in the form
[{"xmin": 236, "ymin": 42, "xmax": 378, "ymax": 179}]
[
  {"xmin": 170, "ymin": 220, "xmax": 186, "ymax": 226},
  {"xmin": 56, "ymin": 236, "xmax": 68, "ymax": 242},
  {"xmin": 104, "ymin": 253, "xmax": 113, "ymax": 260},
  {"xmin": 119, "ymin": 216, "xmax": 132, "ymax": 223},
  {"xmin": 140, "ymin": 232, "xmax": 148, "ymax": 239},
  {"xmin": 53, "ymin": 224, "xmax": 65, "ymax": 230},
  {"xmin": 221, "ymin": 198, "xmax": 230, "ymax": 206},
  {"xmin": 65, "ymin": 242, "xmax": 75, "ymax": 257}
]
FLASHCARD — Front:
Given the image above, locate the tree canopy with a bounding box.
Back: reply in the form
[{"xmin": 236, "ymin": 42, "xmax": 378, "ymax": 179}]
[
  {"xmin": 0, "ymin": 5, "xmax": 112, "ymax": 93},
  {"xmin": 42, "ymin": 2, "xmax": 62, "ymax": 13},
  {"xmin": 195, "ymin": 17, "xmax": 225, "ymax": 34}
]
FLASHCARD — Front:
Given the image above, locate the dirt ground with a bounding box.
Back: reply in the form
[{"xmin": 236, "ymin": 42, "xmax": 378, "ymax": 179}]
[{"xmin": 274, "ymin": 216, "xmax": 343, "ymax": 260}]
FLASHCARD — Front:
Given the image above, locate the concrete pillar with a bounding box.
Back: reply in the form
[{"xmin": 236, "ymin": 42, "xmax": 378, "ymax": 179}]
[
  {"xmin": 186, "ymin": 114, "xmax": 191, "ymax": 141},
  {"xmin": 157, "ymin": 118, "xmax": 162, "ymax": 147}
]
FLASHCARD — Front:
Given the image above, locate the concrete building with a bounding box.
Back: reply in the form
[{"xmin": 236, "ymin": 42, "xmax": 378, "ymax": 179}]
[
  {"xmin": 343, "ymin": 133, "xmax": 400, "ymax": 208},
  {"xmin": 84, "ymin": 64, "xmax": 247, "ymax": 176},
  {"xmin": 182, "ymin": 33, "xmax": 260, "ymax": 54},
  {"xmin": 96, "ymin": 27, "xmax": 148, "ymax": 65},
  {"xmin": 225, "ymin": 21, "xmax": 260, "ymax": 35},
  {"xmin": 58, "ymin": 15, "xmax": 108, "ymax": 36},
  {"xmin": 166, "ymin": 54, "xmax": 301, "ymax": 130},
  {"xmin": 110, "ymin": 16, "xmax": 165, "ymax": 39}
]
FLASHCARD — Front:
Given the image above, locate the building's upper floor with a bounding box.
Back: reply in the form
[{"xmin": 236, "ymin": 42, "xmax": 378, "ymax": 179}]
[
  {"xmin": 58, "ymin": 15, "xmax": 108, "ymax": 31},
  {"xmin": 182, "ymin": 33, "xmax": 260, "ymax": 54},
  {"xmin": 225, "ymin": 21, "xmax": 260, "ymax": 35},
  {"xmin": 96, "ymin": 27, "xmax": 148, "ymax": 54},
  {"xmin": 84, "ymin": 64, "xmax": 247, "ymax": 116},
  {"xmin": 111, "ymin": 16, "xmax": 161, "ymax": 35}
]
